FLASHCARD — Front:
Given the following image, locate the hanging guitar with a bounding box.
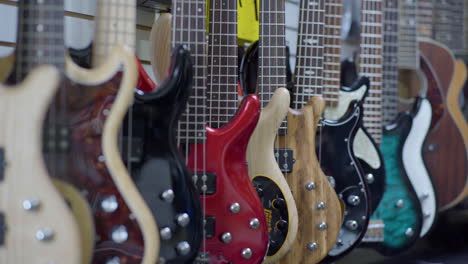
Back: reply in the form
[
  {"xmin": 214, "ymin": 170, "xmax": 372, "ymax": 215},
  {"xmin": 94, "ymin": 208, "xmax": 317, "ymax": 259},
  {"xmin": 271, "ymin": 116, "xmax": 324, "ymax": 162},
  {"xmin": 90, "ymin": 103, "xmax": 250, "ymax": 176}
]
[
  {"xmin": 0, "ymin": 1, "xmax": 84, "ymax": 263},
  {"xmin": 242, "ymin": 1, "xmax": 343, "ymax": 263},
  {"xmin": 42, "ymin": 0, "xmax": 160, "ymax": 263},
  {"xmin": 420, "ymin": 0, "xmax": 468, "ymax": 211},
  {"xmin": 170, "ymin": 0, "xmax": 269, "ymax": 263},
  {"xmin": 360, "ymin": 0, "xmax": 427, "ymax": 255}
]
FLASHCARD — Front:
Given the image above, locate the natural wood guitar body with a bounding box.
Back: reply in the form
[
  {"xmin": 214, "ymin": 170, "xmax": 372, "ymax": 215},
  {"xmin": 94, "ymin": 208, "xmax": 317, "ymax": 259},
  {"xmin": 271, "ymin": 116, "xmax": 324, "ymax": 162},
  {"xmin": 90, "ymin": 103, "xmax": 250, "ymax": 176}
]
[
  {"xmin": 0, "ymin": 66, "xmax": 82, "ymax": 264},
  {"xmin": 277, "ymin": 97, "xmax": 342, "ymax": 264},
  {"xmin": 246, "ymin": 88, "xmax": 298, "ymax": 263},
  {"xmin": 150, "ymin": 13, "xmax": 172, "ymax": 85},
  {"xmin": 419, "ymin": 39, "xmax": 468, "ymax": 210},
  {"xmin": 64, "ymin": 45, "xmax": 160, "ymax": 264}
]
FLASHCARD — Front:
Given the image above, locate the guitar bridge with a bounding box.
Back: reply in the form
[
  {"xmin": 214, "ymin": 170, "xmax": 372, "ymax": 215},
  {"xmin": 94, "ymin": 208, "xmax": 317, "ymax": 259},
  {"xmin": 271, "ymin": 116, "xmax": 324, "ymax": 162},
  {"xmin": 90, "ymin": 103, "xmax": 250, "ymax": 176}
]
[
  {"xmin": 193, "ymin": 173, "xmax": 216, "ymax": 195},
  {"xmin": 0, "ymin": 213, "xmax": 6, "ymax": 246},
  {"xmin": 362, "ymin": 220, "xmax": 384, "ymax": 242},
  {"xmin": 274, "ymin": 149, "xmax": 294, "ymax": 173},
  {"xmin": 0, "ymin": 148, "xmax": 5, "ymax": 181}
]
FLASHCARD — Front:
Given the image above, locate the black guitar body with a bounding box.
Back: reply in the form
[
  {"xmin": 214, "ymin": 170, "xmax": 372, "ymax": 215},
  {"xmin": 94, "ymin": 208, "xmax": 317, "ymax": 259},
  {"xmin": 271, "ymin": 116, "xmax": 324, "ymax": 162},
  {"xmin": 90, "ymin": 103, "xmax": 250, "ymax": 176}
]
[
  {"xmin": 318, "ymin": 101, "xmax": 371, "ymax": 261},
  {"xmin": 125, "ymin": 46, "xmax": 203, "ymax": 263},
  {"xmin": 341, "ymin": 60, "xmax": 386, "ymax": 213}
]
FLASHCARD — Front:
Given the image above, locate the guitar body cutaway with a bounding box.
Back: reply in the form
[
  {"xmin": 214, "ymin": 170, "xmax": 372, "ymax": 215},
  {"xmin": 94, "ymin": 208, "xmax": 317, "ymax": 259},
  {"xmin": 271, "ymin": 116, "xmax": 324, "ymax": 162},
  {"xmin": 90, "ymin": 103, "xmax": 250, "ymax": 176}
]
[
  {"xmin": 186, "ymin": 95, "xmax": 269, "ymax": 264},
  {"xmin": 129, "ymin": 46, "xmax": 203, "ymax": 263},
  {"xmin": 367, "ymin": 112, "xmax": 423, "ymax": 256},
  {"xmin": 277, "ymin": 97, "xmax": 342, "ymax": 264},
  {"xmin": 0, "ymin": 66, "xmax": 83, "ymax": 264},
  {"xmin": 44, "ymin": 45, "xmax": 160, "ymax": 264},
  {"xmin": 246, "ymin": 87, "xmax": 299, "ymax": 263},
  {"xmin": 419, "ymin": 39, "xmax": 468, "ymax": 211}
]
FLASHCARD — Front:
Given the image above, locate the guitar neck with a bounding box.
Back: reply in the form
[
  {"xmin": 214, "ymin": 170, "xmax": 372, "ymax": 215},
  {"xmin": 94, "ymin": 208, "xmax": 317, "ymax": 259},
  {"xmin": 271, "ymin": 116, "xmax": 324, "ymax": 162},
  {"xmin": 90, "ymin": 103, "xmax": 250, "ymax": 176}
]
[
  {"xmin": 258, "ymin": 0, "xmax": 287, "ymax": 107},
  {"xmin": 417, "ymin": 0, "xmax": 434, "ymax": 38},
  {"xmin": 398, "ymin": 0, "xmax": 418, "ymax": 70},
  {"xmin": 13, "ymin": 0, "xmax": 65, "ymax": 83},
  {"xmin": 173, "ymin": 0, "xmax": 207, "ymax": 143},
  {"xmin": 359, "ymin": 0, "xmax": 384, "ymax": 145},
  {"xmin": 93, "ymin": 0, "xmax": 136, "ymax": 65},
  {"xmin": 323, "ymin": 0, "xmax": 342, "ymax": 107},
  {"xmin": 433, "ymin": 0, "xmax": 464, "ymax": 55},
  {"xmin": 382, "ymin": 0, "xmax": 399, "ymax": 126},
  {"xmin": 207, "ymin": 0, "xmax": 238, "ymax": 129},
  {"xmin": 294, "ymin": 0, "xmax": 325, "ymax": 109}
]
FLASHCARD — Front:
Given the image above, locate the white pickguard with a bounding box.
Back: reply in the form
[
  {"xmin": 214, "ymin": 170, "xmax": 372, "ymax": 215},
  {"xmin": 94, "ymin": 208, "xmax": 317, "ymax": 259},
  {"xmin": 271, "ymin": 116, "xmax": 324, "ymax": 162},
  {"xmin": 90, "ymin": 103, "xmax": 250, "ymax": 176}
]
[
  {"xmin": 324, "ymin": 84, "xmax": 382, "ymax": 169},
  {"xmin": 402, "ymin": 98, "xmax": 437, "ymax": 237}
]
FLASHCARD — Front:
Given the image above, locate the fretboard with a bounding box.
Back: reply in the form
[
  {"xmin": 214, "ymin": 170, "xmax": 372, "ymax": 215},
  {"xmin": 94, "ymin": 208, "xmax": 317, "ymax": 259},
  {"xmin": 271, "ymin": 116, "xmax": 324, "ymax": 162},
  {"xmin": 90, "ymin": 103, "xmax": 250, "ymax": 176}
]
[
  {"xmin": 207, "ymin": 0, "xmax": 238, "ymax": 129},
  {"xmin": 433, "ymin": 0, "xmax": 464, "ymax": 55},
  {"xmin": 93, "ymin": 0, "xmax": 136, "ymax": 64},
  {"xmin": 323, "ymin": 0, "xmax": 342, "ymax": 107},
  {"xmin": 382, "ymin": 0, "xmax": 399, "ymax": 126},
  {"xmin": 294, "ymin": 0, "xmax": 325, "ymax": 109},
  {"xmin": 359, "ymin": 0, "xmax": 383, "ymax": 145},
  {"xmin": 14, "ymin": 0, "xmax": 65, "ymax": 83},
  {"xmin": 398, "ymin": 0, "xmax": 418, "ymax": 70},
  {"xmin": 173, "ymin": 0, "xmax": 207, "ymax": 143},
  {"xmin": 417, "ymin": 0, "xmax": 434, "ymax": 38},
  {"xmin": 258, "ymin": 0, "xmax": 287, "ymax": 108}
]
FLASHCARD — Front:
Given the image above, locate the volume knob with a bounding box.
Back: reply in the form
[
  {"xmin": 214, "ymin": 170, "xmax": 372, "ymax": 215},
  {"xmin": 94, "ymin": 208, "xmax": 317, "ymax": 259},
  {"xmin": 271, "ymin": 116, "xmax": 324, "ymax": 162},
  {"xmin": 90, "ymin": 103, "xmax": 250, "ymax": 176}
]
[{"xmin": 272, "ymin": 198, "xmax": 286, "ymax": 209}]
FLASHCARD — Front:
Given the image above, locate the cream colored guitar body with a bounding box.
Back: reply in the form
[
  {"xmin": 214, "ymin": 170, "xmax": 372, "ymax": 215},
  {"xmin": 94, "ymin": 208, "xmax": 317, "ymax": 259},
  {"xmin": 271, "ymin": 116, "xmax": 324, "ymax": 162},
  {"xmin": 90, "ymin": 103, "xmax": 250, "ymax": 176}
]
[
  {"xmin": 277, "ymin": 97, "xmax": 342, "ymax": 264},
  {"xmin": 66, "ymin": 45, "xmax": 160, "ymax": 264},
  {"xmin": 0, "ymin": 66, "xmax": 82, "ymax": 264},
  {"xmin": 246, "ymin": 88, "xmax": 298, "ymax": 263},
  {"xmin": 150, "ymin": 13, "xmax": 173, "ymax": 85}
]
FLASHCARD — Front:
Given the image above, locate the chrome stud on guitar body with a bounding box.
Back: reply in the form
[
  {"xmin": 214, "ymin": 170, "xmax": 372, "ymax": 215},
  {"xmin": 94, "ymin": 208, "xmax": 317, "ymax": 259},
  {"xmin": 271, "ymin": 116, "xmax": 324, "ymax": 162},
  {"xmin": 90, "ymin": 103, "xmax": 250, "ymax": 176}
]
[
  {"xmin": 23, "ymin": 199, "xmax": 41, "ymax": 211},
  {"xmin": 241, "ymin": 248, "xmax": 253, "ymax": 259}
]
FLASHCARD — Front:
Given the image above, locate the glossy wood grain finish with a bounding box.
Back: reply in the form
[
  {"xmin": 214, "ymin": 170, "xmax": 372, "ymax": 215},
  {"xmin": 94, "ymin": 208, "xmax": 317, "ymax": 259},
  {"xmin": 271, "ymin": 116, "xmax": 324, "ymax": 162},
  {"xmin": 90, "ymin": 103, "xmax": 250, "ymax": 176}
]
[
  {"xmin": 277, "ymin": 97, "xmax": 342, "ymax": 264},
  {"xmin": 186, "ymin": 95, "xmax": 269, "ymax": 264},
  {"xmin": 130, "ymin": 46, "xmax": 202, "ymax": 263},
  {"xmin": 0, "ymin": 66, "xmax": 83, "ymax": 264},
  {"xmin": 246, "ymin": 88, "xmax": 298, "ymax": 263},
  {"xmin": 45, "ymin": 47, "xmax": 159, "ymax": 264},
  {"xmin": 419, "ymin": 39, "xmax": 468, "ymax": 210}
]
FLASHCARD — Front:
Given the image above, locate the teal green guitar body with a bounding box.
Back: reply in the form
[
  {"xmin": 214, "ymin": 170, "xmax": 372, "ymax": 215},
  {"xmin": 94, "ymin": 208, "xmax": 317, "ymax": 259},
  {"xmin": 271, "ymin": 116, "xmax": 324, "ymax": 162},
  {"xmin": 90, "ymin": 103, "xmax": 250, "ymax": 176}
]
[{"xmin": 369, "ymin": 112, "xmax": 423, "ymax": 255}]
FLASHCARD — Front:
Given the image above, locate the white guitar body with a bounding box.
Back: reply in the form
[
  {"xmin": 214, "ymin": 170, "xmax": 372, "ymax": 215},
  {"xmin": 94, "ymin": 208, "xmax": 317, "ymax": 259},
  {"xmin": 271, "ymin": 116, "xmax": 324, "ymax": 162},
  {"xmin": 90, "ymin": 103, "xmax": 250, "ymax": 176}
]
[
  {"xmin": 246, "ymin": 88, "xmax": 298, "ymax": 263},
  {"xmin": 324, "ymin": 84, "xmax": 382, "ymax": 170},
  {"xmin": 402, "ymin": 98, "xmax": 437, "ymax": 237},
  {"xmin": 0, "ymin": 66, "xmax": 82, "ymax": 264}
]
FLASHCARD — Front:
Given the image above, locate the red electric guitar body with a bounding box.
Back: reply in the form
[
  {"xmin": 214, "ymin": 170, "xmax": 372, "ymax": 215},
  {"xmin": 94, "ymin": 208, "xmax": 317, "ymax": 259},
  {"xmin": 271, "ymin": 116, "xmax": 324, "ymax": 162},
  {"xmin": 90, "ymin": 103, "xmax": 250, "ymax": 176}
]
[{"xmin": 186, "ymin": 95, "xmax": 268, "ymax": 264}]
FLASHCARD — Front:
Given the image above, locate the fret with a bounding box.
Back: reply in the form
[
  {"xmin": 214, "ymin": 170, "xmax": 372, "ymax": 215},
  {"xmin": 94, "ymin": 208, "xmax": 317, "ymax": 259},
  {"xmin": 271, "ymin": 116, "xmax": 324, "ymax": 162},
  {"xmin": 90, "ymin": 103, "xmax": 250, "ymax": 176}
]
[
  {"xmin": 417, "ymin": 0, "xmax": 434, "ymax": 38},
  {"xmin": 207, "ymin": 0, "xmax": 238, "ymax": 129},
  {"xmin": 294, "ymin": 0, "xmax": 325, "ymax": 109},
  {"xmin": 259, "ymin": 0, "xmax": 287, "ymax": 107},
  {"xmin": 360, "ymin": 0, "xmax": 384, "ymax": 144},
  {"xmin": 93, "ymin": 1, "xmax": 136, "ymax": 64},
  {"xmin": 433, "ymin": 0, "xmax": 464, "ymax": 55},
  {"xmin": 173, "ymin": 0, "xmax": 208, "ymax": 143},
  {"xmin": 13, "ymin": 0, "xmax": 65, "ymax": 83}
]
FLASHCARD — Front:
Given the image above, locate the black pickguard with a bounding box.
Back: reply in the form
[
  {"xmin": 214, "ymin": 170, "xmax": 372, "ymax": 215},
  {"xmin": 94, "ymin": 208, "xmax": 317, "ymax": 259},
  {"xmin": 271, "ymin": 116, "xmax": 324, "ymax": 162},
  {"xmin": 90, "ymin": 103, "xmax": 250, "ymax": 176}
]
[
  {"xmin": 124, "ymin": 46, "xmax": 203, "ymax": 263},
  {"xmin": 319, "ymin": 102, "xmax": 371, "ymax": 261}
]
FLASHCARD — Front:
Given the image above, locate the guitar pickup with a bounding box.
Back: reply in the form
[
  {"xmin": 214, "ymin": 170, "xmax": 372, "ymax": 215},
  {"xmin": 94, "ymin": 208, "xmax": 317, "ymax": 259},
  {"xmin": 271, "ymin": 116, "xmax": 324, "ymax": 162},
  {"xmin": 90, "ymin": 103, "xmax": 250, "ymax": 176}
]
[
  {"xmin": 120, "ymin": 137, "xmax": 144, "ymax": 164},
  {"xmin": 0, "ymin": 148, "xmax": 5, "ymax": 181},
  {"xmin": 274, "ymin": 149, "xmax": 294, "ymax": 173},
  {"xmin": 0, "ymin": 213, "xmax": 6, "ymax": 246},
  {"xmin": 193, "ymin": 173, "xmax": 216, "ymax": 195},
  {"xmin": 204, "ymin": 216, "xmax": 215, "ymax": 239}
]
